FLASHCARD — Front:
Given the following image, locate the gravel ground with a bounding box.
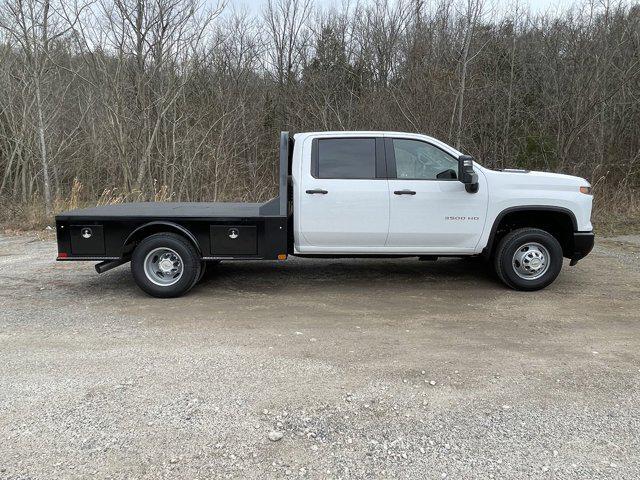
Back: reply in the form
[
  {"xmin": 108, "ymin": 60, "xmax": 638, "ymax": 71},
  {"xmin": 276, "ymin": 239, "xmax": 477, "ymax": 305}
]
[{"xmin": 1, "ymin": 233, "xmax": 639, "ymax": 479}]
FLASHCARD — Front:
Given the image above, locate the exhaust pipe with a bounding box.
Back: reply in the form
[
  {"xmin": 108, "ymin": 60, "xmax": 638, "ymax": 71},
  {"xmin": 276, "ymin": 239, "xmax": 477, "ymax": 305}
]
[{"xmin": 95, "ymin": 258, "xmax": 128, "ymax": 274}]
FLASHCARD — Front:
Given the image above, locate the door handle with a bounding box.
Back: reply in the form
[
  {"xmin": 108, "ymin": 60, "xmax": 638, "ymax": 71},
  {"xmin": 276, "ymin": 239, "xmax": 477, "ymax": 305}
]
[
  {"xmin": 306, "ymin": 189, "xmax": 328, "ymax": 194},
  {"xmin": 394, "ymin": 189, "xmax": 416, "ymax": 195}
]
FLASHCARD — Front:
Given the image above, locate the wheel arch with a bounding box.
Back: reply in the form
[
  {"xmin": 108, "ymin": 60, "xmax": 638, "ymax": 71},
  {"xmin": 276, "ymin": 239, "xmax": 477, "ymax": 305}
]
[
  {"xmin": 123, "ymin": 221, "xmax": 202, "ymax": 257},
  {"xmin": 483, "ymin": 206, "xmax": 577, "ymax": 258}
]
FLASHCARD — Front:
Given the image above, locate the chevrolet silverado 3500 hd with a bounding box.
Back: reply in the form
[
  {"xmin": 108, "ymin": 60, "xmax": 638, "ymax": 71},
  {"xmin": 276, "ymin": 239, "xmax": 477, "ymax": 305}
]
[{"xmin": 55, "ymin": 131, "xmax": 594, "ymax": 297}]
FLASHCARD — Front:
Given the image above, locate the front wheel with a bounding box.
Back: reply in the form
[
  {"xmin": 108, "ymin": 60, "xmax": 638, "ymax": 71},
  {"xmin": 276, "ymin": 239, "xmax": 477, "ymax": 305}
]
[
  {"xmin": 494, "ymin": 228, "xmax": 563, "ymax": 291},
  {"xmin": 131, "ymin": 232, "xmax": 201, "ymax": 298}
]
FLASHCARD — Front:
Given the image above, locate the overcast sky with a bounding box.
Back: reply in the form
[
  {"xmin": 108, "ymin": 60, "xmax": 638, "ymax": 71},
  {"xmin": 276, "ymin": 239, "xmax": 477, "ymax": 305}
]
[{"xmin": 227, "ymin": 0, "xmax": 578, "ymax": 17}]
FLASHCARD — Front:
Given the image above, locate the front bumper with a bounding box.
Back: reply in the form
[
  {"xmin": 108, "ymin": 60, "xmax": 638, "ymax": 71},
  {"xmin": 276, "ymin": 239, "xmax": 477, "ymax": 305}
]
[{"xmin": 569, "ymin": 231, "xmax": 595, "ymax": 265}]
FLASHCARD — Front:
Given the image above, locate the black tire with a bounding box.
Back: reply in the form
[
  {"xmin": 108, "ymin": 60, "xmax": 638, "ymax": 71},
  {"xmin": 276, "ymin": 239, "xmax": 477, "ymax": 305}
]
[
  {"xmin": 131, "ymin": 232, "xmax": 201, "ymax": 298},
  {"xmin": 493, "ymin": 228, "xmax": 563, "ymax": 291}
]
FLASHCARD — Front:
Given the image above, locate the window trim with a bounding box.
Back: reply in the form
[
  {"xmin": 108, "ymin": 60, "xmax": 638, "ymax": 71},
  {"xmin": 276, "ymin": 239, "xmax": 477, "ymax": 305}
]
[
  {"xmin": 311, "ymin": 137, "xmax": 387, "ymax": 180},
  {"xmin": 385, "ymin": 137, "xmax": 459, "ymax": 181}
]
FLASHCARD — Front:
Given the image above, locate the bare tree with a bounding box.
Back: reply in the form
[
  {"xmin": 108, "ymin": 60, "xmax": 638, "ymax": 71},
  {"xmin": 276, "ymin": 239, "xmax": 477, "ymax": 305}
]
[
  {"xmin": 263, "ymin": 0, "xmax": 312, "ymax": 123},
  {"xmin": 0, "ymin": 0, "xmax": 80, "ymax": 214},
  {"xmin": 449, "ymin": 0, "xmax": 485, "ymax": 150},
  {"xmin": 0, "ymin": 0, "xmax": 638, "ymax": 227}
]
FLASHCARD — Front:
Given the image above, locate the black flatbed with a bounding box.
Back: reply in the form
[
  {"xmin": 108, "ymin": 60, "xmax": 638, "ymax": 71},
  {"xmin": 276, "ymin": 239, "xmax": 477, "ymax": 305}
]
[{"xmin": 55, "ymin": 132, "xmax": 292, "ymax": 261}]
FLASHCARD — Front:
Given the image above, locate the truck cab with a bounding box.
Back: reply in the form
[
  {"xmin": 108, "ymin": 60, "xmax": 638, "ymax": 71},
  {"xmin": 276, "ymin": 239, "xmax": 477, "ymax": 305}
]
[
  {"xmin": 292, "ymin": 131, "xmax": 592, "ymax": 254},
  {"xmin": 293, "ymin": 131, "xmax": 487, "ymax": 254},
  {"xmin": 55, "ymin": 131, "xmax": 594, "ymax": 297}
]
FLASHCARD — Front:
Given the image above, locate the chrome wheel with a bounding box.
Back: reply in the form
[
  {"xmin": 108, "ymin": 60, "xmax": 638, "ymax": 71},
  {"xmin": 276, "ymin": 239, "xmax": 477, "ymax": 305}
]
[
  {"xmin": 143, "ymin": 247, "xmax": 183, "ymax": 286},
  {"xmin": 511, "ymin": 242, "xmax": 550, "ymax": 280}
]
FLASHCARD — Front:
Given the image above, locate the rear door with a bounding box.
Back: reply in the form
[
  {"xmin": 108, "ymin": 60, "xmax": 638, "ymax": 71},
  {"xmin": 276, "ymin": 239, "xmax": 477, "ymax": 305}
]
[
  {"xmin": 385, "ymin": 136, "xmax": 488, "ymax": 251},
  {"xmin": 296, "ymin": 136, "xmax": 390, "ymax": 250}
]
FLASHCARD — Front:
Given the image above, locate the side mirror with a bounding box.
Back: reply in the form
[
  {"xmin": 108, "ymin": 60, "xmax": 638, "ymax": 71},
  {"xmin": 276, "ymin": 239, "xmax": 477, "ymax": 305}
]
[{"xmin": 457, "ymin": 155, "xmax": 479, "ymax": 193}]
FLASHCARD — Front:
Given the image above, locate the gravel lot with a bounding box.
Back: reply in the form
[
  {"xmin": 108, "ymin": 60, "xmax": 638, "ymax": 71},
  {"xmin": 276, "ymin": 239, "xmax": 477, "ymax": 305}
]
[{"xmin": 1, "ymin": 232, "xmax": 639, "ymax": 479}]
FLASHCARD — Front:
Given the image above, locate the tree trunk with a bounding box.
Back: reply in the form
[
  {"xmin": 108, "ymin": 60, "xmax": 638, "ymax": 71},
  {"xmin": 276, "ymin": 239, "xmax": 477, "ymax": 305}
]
[
  {"xmin": 454, "ymin": 0, "xmax": 482, "ymax": 151},
  {"xmin": 35, "ymin": 77, "xmax": 53, "ymax": 216}
]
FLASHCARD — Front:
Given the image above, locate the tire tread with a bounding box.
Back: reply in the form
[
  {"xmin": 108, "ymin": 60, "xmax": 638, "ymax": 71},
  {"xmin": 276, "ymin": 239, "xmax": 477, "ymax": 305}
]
[
  {"xmin": 493, "ymin": 227, "xmax": 562, "ymax": 291},
  {"xmin": 131, "ymin": 232, "xmax": 200, "ymax": 298}
]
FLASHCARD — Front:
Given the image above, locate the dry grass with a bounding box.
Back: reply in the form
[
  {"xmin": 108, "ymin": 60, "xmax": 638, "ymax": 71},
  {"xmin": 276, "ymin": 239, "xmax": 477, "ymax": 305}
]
[
  {"xmin": 591, "ymin": 183, "xmax": 640, "ymax": 236},
  {"xmin": 0, "ymin": 179, "xmax": 175, "ymax": 233},
  {"xmin": 1, "ymin": 181, "xmax": 638, "ymax": 237},
  {"xmin": 97, "ymin": 180, "xmax": 173, "ymax": 206}
]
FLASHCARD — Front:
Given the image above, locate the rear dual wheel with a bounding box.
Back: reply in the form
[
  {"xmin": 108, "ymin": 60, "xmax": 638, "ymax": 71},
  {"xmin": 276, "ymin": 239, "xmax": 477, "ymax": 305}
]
[{"xmin": 131, "ymin": 232, "xmax": 202, "ymax": 298}]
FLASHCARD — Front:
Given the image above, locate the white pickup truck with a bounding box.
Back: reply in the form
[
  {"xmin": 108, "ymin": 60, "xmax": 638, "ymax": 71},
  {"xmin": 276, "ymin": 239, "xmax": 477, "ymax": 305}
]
[{"xmin": 55, "ymin": 131, "xmax": 595, "ymax": 297}]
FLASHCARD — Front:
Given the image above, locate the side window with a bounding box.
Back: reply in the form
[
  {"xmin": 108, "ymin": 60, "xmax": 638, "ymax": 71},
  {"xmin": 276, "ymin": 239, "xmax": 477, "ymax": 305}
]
[
  {"xmin": 393, "ymin": 139, "xmax": 458, "ymax": 180},
  {"xmin": 316, "ymin": 138, "xmax": 376, "ymax": 179}
]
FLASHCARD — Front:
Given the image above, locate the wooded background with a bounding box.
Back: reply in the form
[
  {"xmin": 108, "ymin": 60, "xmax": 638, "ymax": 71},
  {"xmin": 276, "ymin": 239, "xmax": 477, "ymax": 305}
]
[{"xmin": 0, "ymin": 0, "xmax": 638, "ymax": 228}]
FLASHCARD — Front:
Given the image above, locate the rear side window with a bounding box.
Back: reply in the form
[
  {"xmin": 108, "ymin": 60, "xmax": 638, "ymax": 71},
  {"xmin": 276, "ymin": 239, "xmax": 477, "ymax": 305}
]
[{"xmin": 316, "ymin": 138, "xmax": 376, "ymax": 179}]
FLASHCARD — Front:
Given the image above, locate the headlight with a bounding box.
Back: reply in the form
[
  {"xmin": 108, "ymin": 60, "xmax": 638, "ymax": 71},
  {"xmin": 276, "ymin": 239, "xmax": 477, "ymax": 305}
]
[{"xmin": 579, "ymin": 186, "xmax": 592, "ymax": 195}]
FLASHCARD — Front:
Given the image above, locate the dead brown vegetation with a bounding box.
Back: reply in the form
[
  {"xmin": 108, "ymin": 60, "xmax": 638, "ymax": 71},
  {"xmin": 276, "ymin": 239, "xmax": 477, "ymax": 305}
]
[{"xmin": 0, "ymin": 0, "xmax": 638, "ymax": 234}]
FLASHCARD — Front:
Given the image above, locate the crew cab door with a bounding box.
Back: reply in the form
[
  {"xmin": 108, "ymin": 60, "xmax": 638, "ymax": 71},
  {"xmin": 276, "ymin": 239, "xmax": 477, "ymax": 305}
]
[
  {"xmin": 385, "ymin": 136, "xmax": 488, "ymax": 252},
  {"xmin": 295, "ymin": 136, "xmax": 389, "ymax": 251}
]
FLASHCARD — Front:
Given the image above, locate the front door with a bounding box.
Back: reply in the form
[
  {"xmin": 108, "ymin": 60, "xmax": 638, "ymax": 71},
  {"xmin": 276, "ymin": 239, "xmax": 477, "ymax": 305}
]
[
  {"xmin": 385, "ymin": 137, "xmax": 488, "ymax": 252},
  {"xmin": 297, "ymin": 136, "xmax": 390, "ymax": 250}
]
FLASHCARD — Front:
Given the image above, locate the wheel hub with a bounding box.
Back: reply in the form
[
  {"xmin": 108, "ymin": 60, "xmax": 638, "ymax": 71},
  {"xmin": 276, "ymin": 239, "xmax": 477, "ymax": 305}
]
[
  {"xmin": 528, "ymin": 256, "xmax": 542, "ymax": 269},
  {"xmin": 143, "ymin": 248, "xmax": 184, "ymax": 286},
  {"xmin": 512, "ymin": 242, "xmax": 550, "ymax": 280},
  {"xmin": 159, "ymin": 257, "xmax": 175, "ymax": 273}
]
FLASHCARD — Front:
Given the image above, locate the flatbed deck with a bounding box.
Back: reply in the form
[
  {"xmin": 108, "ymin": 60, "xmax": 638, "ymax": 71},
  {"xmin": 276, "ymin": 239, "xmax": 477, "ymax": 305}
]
[{"xmin": 56, "ymin": 200, "xmax": 281, "ymax": 221}]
